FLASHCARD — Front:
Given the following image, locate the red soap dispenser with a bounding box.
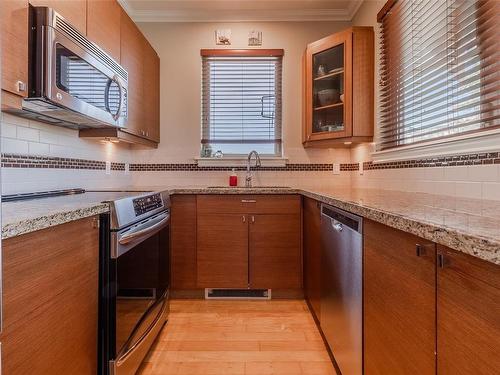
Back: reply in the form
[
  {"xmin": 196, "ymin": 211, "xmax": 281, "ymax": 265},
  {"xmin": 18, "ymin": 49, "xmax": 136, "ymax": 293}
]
[{"xmin": 229, "ymin": 168, "xmax": 238, "ymax": 186}]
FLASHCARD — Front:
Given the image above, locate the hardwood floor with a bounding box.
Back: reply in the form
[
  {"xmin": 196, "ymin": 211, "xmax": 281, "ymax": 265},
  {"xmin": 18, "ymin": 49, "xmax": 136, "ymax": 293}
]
[{"xmin": 137, "ymin": 299, "xmax": 335, "ymax": 375}]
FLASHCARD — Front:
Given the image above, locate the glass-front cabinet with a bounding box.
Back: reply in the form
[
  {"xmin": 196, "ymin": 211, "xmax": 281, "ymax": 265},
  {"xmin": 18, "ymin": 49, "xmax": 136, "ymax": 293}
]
[{"xmin": 303, "ymin": 27, "xmax": 374, "ymax": 147}]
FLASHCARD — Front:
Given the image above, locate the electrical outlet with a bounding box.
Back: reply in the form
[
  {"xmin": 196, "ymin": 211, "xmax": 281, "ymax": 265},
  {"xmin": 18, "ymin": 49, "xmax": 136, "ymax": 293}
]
[
  {"xmin": 124, "ymin": 163, "xmax": 130, "ymax": 175},
  {"xmin": 105, "ymin": 161, "xmax": 111, "ymax": 175},
  {"xmin": 332, "ymin": 163, "xmax": 340, "ymax": 175},
  {"xmin": 359, "ymin": 162, "xmax": 364, "ymax": 175}
]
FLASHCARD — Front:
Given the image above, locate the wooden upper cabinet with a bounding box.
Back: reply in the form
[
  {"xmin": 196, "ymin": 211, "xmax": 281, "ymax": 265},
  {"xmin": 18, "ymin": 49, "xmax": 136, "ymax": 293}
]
[
  {"xmin": 29, "ymin": 0, "xmax": 87, "ymax": 35},
  {"xmin": 303, "ymin": 27, "xmax": 374, "ymax": 147},
  {"xmin": 437, "ymin": 245, "xmax": 500, "ymax": 375},
  {"xmin": 249, "ymin": 213, "xmax": 302, "ymax": 290},
  {"xmin": 303, "ymin": 197, "xmax": 322, "ymax": 321},
  {"xmin": 120, "ymin": 9, "xmax": 144, "ymax": 138},
  {"xmin": 364, "ymin": 220, "xmax": 436, "ymax": 375},
  {"xmin": 1, "ymin": 0, "xmax": 29, "ymax": 97},
  {"xmin": 143, "ymin": 39, "xmax": 160, "ymax": 142},
  {"xmin": 87, "ymin": 0, "xmax": 121, "ymax": 61}
]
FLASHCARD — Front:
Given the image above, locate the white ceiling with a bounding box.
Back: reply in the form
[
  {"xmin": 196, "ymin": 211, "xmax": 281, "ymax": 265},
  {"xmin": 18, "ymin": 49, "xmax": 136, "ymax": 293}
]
[{"xmin": 119, "ymin": 0, "xmax": 364, "ymax": 22}]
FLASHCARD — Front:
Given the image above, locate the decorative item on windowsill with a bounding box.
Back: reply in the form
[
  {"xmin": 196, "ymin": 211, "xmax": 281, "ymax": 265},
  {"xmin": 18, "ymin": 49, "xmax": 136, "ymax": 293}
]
[
  {"xmin": 201, "ymin": 144, "xmax": 213, "ymax": 158},
  {"xmin": 213, "ymin": 150, "xmax": 224, "ymax": 158},
  {"xmin": 215, "ymin": 29, "xmax": 231, "ymax": 45},
  {"xmin": 248, "ymin": 30, "xmax": 262, "ymax": 46}
]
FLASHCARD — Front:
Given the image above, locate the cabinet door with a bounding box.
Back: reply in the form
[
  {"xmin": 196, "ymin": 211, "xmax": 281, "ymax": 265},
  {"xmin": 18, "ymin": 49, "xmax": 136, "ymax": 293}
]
[
  {"xmin": 86, "ymin": 0, "xmax": 121, "ymax": 61},
  {"xmin": 171, "ymin": 195, "xmax": 197, "ymax": 290},
  {"xmin": 143, "ymin": 40, "xmax": 160, "ymax": 142},
  {"xmin": 120, "ymin": 9, "xmax": 144, "ymax": 138},
  {"xmin": 0, "ymin": 216, "xmax": 99, "ymax": 374},
  {"xmin": 197, "ymin": 213, "xmax": 248, "ymax": 288},
  {"xmin": 249, "ymin": 214, "xmax": 302, "ymax": 290},
  {"xmin": 364, "ymin": 220, "xmax": 436, "ymax": 375},
  {"xmin": 437, "ymin": 245, "xmax": 500, "ymax": 374},
  {"xmin": 1, "ymin": 0, "xmax": 29, "ymax": 97},
  {"xmin": 303, "ymin": 198, "xmax": 322, "ymax": 321},
  {"xmin": 304, "ymin": 29, "xmax": 353, "ymax": 143},
  {"xmin": 29, "ymin": 0, "xmax": 87, "ymax": 35}
]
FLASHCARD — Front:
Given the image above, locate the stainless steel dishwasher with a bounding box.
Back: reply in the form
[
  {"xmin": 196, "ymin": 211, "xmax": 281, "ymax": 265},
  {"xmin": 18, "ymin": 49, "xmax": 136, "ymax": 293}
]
[{"xmin": 320, "ymin": 204, "xmax": 363, "ymax": 375}]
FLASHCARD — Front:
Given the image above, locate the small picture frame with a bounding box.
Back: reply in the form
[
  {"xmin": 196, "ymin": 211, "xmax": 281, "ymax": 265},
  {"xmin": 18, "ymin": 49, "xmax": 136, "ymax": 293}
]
[
  {"xmin": 215, "ymin": 29, "xmax": 231, "ymax": 45},
  {"xmin": 248, "ymin": 30, "xmax": 262, "ymax": 46}
]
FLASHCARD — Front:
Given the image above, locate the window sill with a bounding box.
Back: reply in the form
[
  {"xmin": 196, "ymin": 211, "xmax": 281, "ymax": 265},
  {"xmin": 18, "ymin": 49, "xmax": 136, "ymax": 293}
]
[
  {"xmin": 372, "ymin": 128, "xmax": 500, "ymax": 163},
  {"xmin": 195, "ymin": 156, "xmax": 288, "ymax": 167}
]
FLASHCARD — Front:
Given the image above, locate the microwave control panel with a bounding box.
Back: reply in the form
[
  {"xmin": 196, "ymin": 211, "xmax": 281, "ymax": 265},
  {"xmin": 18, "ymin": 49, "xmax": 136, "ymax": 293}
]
[{"xmin": 133, "ymin": 193, "xmax": 163, "ymax": 216}]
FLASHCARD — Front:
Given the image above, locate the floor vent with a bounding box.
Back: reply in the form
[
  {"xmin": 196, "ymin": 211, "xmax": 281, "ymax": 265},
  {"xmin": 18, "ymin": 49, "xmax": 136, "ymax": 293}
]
[{"xmin": 205, "ymin": 288, "xmax": 271, "ymax": 300}]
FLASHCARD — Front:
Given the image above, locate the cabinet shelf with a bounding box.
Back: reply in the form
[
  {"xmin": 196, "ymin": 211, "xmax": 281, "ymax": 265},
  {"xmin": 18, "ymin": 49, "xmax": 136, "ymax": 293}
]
[
  {"xmin": 314, "ymin": 69, "xmax": 344, "ymax": 81},
  {"xmin": 314, "ymin": 102, "xmax": 343, "ymax": 111}
]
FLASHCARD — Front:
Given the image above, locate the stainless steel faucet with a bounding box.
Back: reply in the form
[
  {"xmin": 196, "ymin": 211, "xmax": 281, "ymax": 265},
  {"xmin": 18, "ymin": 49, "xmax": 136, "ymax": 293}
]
[{"xmin": 246, "ymin": 150, "xmax": 261, "ymax": 187}]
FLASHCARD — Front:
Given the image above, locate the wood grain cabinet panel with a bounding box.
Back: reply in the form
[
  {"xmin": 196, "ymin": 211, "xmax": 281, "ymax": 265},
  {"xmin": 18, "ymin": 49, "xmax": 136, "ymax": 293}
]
[
  {"xmin": 437, "ymin": 245, "xmax": 500, "ymax": 375},
  {"xmin": 171, "ymin": 195, "xmax": 197, "ymax": 290},
  {"xmin": 0, "ymin": 216, "xmax": 99, "ymax": 375},
  {"xmin": 249, "ymin": 214, "xmax": 302, "ymax": 289},
  {"xmin": 120, "ymin": 9, "xmax": 144, "ymax": 138},
  {"xmin": 1, "ymin": 0, "xmax": 29, "ymax": 97},
  {"xmin": 197, "ymin": 213, "xmax": 249, "ymax": 288},
  {"xmin": 29, "ymin": 0, "xmax": 87, "ymax": 35},
  {"xmin": 87, "ymin": 0, "xmax": 121, "ymax": 61},
  {"xmin": 143, "ymin": 39, "xmax": 160, "ymax": 142},
  {"xmin": 303, "ymin": 197, "xmax": 322, "ymax": 321},
  {"xmin": 364, "ymin": 220, "xmax": 436, "ymax": 375},
  {"xmin": 197, "ymin": 194, "xmax": 301, "ymax": 215}
]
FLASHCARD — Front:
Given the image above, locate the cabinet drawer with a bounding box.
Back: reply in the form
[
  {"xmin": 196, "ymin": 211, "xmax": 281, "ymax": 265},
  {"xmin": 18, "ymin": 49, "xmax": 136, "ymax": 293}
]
[{"xmin": 197, "ymin": 194, "xmax": 301, "ymax": 214}]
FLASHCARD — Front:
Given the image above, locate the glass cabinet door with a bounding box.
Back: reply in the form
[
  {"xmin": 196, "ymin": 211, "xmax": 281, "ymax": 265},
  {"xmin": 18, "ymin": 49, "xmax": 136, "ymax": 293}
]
[{"xmin": 312, "ymin": 44, "xmax": 345, "ymax": 135}]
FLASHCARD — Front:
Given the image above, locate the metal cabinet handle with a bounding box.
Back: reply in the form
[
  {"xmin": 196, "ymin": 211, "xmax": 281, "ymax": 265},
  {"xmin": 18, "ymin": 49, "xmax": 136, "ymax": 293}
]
[
  {"xmin": 251, "ymin": 215, "xmax": 255, "ymax": 224},
  {"xmin": 242, "ymin": 215, "xmax": 246, "ymax": 223},
  {"xmin": 416, "ymin": 244, "xmax": 425, "ymax": 257},
  {"xmin": 438, "ymin": 253, "xmax": 448, "ymax": 269},
  {"xmin": 241, "ymin": 199, "xmax": 256, "ymax": 203}
]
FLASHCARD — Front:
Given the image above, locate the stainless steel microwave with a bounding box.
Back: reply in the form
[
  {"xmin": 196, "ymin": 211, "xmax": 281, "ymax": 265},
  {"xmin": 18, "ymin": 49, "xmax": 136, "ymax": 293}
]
[{"xmin": 21, "ymin": 6, "xmax": 128, "ymax": 130}]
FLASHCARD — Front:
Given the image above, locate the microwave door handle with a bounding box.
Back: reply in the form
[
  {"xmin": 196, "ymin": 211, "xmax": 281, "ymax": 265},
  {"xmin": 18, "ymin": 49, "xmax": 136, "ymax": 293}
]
[
  {"xmin": 104, "ymin": 75, "xmax": 124, "ymax": 121},
  {"xmin": 118, "ymin": 214, "xmax": 169, "ymax": 245}
]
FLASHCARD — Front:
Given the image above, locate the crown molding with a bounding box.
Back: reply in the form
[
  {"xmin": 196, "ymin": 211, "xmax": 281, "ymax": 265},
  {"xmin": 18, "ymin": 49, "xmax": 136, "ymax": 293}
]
[{"xmin": 119, "ymin": 1, "xmax": 364, "ymax": 23}]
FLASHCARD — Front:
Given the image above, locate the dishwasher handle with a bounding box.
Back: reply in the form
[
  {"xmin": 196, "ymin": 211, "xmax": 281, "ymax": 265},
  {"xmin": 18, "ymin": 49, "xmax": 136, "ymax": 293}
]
[{"xmin": 321, "ymin": 204, "xmax": 362, "ymax": 234}]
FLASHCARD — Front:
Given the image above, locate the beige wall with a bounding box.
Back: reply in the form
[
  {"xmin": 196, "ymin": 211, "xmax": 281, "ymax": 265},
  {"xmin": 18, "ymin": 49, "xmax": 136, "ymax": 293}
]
[{"xmin": 135, "ymin": 21, "xmax": 352, "ymax": 164}]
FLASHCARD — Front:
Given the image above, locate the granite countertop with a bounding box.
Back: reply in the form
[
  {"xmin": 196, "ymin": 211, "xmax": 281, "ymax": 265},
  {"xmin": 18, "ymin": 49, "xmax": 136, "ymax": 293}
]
[{"xmin": 2, "ymin": 187, "xmax": 500, "ymax": 266}]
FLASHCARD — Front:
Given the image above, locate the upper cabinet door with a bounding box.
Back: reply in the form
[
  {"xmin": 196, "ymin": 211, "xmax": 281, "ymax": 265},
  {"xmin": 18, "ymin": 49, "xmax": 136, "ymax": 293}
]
[
  {"xmin": 120, "ymin": 9, "xmax": 144, "ymax": 138},
  {"xmin": 143, "ymin": 40, "xmax": 160, "ymax": 142},
  {"xmin": 87, "ymin": 0, "xmax": 121, "ymax": 62},
  {"xmin": 29, "ymin": 0, "xmax": 87, "ymax": 35},
  {"xmin": 1, "ymin": 0, "xmax": 29, "ymax": 97}
]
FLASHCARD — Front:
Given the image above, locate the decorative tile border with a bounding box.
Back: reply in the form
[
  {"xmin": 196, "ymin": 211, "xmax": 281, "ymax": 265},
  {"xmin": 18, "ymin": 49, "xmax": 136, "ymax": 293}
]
[
  {"xmin": 364, "ymin": 152, "xmax": 500, "ymax": 170},
  {"xmin": 1, "ymin": 154, "xmax": 125, "ymax": 171},
  {"xmin": 2, "ymin": 151, "xmax": 499, "ymax": 172}
]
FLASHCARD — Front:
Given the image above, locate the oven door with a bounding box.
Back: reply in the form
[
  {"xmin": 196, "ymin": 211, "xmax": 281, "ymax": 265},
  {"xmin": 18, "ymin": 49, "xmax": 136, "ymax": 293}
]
[
  {"xmin": 43, "ymin": 24, "xmax": 128, "ymax": 127},
  {"xmin": 110, "ymin": 212, "xmax": 170, "ymax": 375}
]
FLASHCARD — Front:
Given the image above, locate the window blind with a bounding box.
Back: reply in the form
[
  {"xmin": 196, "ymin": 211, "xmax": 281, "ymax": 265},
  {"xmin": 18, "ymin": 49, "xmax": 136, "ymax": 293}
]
[
  {"xmin": 201, "ymin": 51, "xmax": 283, "ymax": 156},
  {"xmin": 378, "ymin": 0, "xmax": 500, "ymax": 151}
]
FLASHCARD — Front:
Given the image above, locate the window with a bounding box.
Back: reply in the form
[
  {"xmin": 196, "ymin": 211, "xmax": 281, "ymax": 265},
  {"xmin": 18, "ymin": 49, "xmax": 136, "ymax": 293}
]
[
  {"xmin": 201, "ymin": 49, "xmax": 283, "ymax": 157},
  {"xmin": 377, "ymin": 0, "xmax": 499, "ymax": 151}
]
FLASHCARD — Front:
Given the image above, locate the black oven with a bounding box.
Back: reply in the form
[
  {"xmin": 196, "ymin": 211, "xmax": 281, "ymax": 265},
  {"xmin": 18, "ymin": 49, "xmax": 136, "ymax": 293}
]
[{"xmin": 99, "ymin": 192, "xmax": 170, "ymax": 375}]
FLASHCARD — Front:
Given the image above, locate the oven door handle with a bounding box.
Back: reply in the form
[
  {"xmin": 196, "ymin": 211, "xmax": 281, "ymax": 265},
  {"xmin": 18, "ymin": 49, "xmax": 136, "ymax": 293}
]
[{"xmin": 118, "ymin": 213, "xmax": 170, "ymax": 245}]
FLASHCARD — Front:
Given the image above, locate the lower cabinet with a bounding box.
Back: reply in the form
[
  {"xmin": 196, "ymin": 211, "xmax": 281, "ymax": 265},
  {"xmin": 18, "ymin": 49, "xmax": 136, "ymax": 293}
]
[
  {"xmin": 196, "ymin": 195, "xmax": 302, "ymax": 292},
  {"xmin": 437, "ymin": 245, "xmax": 500, "ymax": 374},
  {"xmin": 0, "ymin": 216, "xmax": 99, "ymax": 375},
  {"xmin": 364, "ymin": 219, "xmax": 437, "ymax": 375},
  {"xmin": 364, "ymin": 220, "xmax": 500, "ymax": 375},
  {"xmin": 197, "ymin": 213, "xmax": 249, "ymax": 288},
  {"xmin": 249, "ymin": 214, "xmax": 301, "ymax": 289},
  {"xmin": 303, "ymin": 197, "xmax": 322, "ymax": 321}
]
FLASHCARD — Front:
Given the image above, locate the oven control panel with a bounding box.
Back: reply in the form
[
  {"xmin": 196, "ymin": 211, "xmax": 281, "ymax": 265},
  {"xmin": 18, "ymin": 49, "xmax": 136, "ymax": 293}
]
[{"xmin": 133, "ymin": 193, "xmax": 163, "ymax": 216}]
